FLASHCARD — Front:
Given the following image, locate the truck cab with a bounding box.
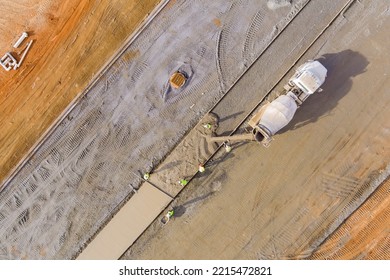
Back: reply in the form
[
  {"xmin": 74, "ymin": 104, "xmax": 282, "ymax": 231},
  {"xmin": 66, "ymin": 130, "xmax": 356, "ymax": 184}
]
[{"xmin": 285, "ymin": 60, "xmax": 327, "ymax": 105}]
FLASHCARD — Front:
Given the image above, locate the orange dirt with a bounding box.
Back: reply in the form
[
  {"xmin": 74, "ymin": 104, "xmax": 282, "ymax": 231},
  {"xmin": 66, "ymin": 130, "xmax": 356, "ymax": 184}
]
[
  {"xmin": 213, "ymin": 18, "xmax": 222, "ymax": 27},
  {"xmin": 310, "ymin": 177, "xmax": 390, "ymax": 259},
  {"xmin": 0, "ymin": 0, "xmax": 161, "ymax": 184}
]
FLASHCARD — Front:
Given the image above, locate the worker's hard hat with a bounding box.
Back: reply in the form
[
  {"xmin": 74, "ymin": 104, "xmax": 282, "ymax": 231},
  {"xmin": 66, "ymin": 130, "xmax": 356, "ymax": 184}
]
[
  {"xmin": 225, "ymin": 144, "xmax": 232, "ymax": 152},
  {"xmin": 203, "ymin": 123, "xmax": 212, "ymax": 129}
]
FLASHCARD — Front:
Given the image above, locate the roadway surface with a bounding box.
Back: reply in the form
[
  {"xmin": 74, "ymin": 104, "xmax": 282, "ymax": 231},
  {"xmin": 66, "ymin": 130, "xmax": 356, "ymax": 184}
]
[
  {"xmin": 78, "ymin": 0, "xmax": 360, "ymax": 259},
  {"xmin": 1, "ymin": 0, "xmax": 389, "ymax": 260},
  {"xmin": 123, "ymin": 0, "xmax": 390, "ymax": 259},
  {"xmin": 1, "ymin": 0, "xmax": 316, "ymax": 259}
]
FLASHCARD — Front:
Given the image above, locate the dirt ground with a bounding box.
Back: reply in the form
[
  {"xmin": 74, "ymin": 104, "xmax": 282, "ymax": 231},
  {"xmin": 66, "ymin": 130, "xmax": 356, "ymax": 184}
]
[
  {"xmin": 1, "ymin": 0, "xmax": 320, "ymax": 259},
  {"xmin": 1, "ymin": 0, "xmax": 389, "ymax": 260},
  {"xmin": 0, "ymin": 0, "xmax": 161, "ymax": 184},
  {"xmin": 122, "ymin": 0, "xmax": 390, "ymax": 259},
  {"xmin": 309, "ymin": 177, "xmax": 390, "ymax": 259},
  {"xmin": 76, "ymin": 113, "xmax": 219, "ymax": 259}
]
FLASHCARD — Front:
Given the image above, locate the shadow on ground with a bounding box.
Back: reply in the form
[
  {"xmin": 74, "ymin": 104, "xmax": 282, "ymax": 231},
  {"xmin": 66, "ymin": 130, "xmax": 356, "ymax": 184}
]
[{"xmin": 173, "ymin": 50, "xmax": 369, "ymax": 219}]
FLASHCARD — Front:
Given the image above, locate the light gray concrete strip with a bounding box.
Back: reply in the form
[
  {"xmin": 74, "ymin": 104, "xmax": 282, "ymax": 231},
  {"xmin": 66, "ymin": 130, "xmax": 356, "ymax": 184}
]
[
  {"xmin": 0, "ymin": 1, "xmax": 309, "ymax": 259},
  {"xmin": 78, "ymin": 0, "xmax": 356, "ymax": 260},
  {"xmin": 77, "ymin": 182, "xmax": 172, "ymax": 260},
  {"xmin": 212, "ymin": 0, "xmax": 353, "ymax": 134},
  {"xmin": 122, "ymin": 0, "xmax": 390, "ymax": 259}
]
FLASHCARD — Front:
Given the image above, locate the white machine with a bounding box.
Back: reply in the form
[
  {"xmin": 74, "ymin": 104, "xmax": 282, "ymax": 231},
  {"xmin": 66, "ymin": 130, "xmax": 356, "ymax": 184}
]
[{"xmin": 208, "ymin": 60, "xmax": 327, "ymax": 147}]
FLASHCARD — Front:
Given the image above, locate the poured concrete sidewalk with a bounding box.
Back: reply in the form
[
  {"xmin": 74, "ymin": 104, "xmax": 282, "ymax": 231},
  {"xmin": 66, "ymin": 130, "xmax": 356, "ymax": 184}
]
[
  {"xmin": 77, "ymin": 182, "xmax": 172, "ymax": 259},
  {"xmin": 0, "ymin": 0, "xmax": 307, "ymax": 259}
]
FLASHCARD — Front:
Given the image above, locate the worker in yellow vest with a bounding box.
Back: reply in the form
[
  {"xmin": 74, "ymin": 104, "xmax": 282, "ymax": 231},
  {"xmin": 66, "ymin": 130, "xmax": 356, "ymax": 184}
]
[
  {"xmin": 203, "ymin": 123, "xmax": 212, "ymax": 129},
  {"xmin": 179, "ymin": 179, "xmax": 188, "ymax": 187},
  {"xmin": 167, "ymin": 209, "xmax": 174, "ymax": 218}
]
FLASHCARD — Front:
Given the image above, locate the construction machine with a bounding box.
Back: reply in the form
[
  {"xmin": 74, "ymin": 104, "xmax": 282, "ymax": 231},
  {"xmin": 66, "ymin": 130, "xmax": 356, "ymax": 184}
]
[{"xmin": 208, "ymin": 60, "xmax": 327, "ymax": 147}]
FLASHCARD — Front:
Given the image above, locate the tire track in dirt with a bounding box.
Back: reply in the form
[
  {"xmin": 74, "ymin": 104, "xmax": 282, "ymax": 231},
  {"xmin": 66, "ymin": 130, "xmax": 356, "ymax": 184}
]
[
  {"xmin": 216, "ymin": 0, "xmax": 309, "ymax": 95},
  {"xmin": 0, "ymin": 0, "xmax": 164, "ymax": 184},
  {"xmin": 3, "ymin": 1, "xmax": 272, "ymax": 257},
  {"xmin": 0, "ymin": 0, "xmax": 361, "ymax": 260},
  {"xmin": 309, "ymin": 176, "xmax": 390, "ymax": 259},
  {"xmin": 243, "ymin": 9, "xmax": 267, "ymax": 64},
  {"xmin": 122, "ymin": 0, "xmax": 389, "ymax": 260},
  {"xmin": 215, "ymin": 1, "xmax": 242, "ymax": 92},
  {"xmin": 95, "ymin": 0, "xmax": 362, "ymax": 260},
  {"xmin": 320, "ymin": 172, "xmax": 361, "ymax": 198}
]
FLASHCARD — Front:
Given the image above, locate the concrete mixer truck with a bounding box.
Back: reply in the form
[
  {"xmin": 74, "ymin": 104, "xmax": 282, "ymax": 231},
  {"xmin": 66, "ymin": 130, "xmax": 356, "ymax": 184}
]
[{"xmin": 208, "ymin": 60, "xmax": 327, "ymax": 147}]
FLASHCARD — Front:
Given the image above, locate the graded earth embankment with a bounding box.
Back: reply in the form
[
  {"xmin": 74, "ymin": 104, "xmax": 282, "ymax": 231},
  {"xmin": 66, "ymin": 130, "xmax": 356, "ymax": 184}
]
[
  {"xmin": 309, "ymin": 177, "xmax": 390, "ymax": 259},
  {"xmin": 0, "ymin": 0, "xmax": 161, "ymax": 183}
]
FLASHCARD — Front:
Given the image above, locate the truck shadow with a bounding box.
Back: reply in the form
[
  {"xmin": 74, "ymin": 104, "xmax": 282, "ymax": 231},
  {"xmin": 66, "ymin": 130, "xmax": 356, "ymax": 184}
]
[{"xmin": 281, "ymin": 49, "xmax": 369, "ymax": 132}]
